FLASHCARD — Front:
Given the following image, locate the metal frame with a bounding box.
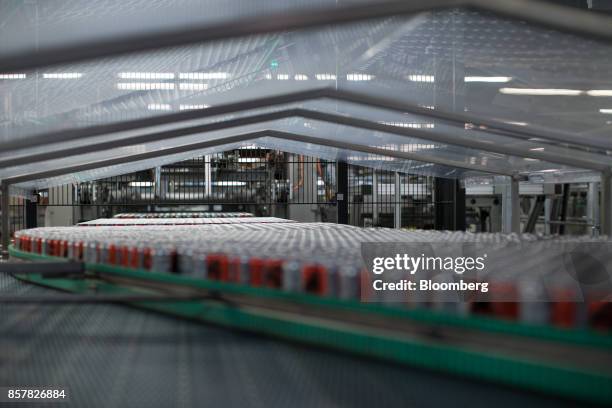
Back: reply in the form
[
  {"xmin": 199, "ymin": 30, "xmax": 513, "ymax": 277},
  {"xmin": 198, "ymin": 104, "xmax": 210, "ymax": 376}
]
[
  {"xmin": 4, "ymin": 130, "xmax": 510, "ymax": 187},
  {"xmin": 1, "ymin": 0, "xmax": 611, "ymax": 73},
  {"xmin": 1, "ymin": 106, "xmax": 607, "ymax": 181},
  {"xmin": 3, "ymin": 88, "xmax": 612, "ymax": 158}
]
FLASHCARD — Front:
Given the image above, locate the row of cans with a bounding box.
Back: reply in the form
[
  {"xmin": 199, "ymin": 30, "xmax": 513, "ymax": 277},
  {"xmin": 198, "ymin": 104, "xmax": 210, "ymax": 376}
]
[
  {"xmin": 77, "ymin": 216, "xmax": 294, "ymax": 226},
  {"xmin": 14, "ymin": 220, "xmax": 612, "ymax": 330},
  {"xmin": 113, "ymin": 212, "xmax": 254, "ymax": 219}
]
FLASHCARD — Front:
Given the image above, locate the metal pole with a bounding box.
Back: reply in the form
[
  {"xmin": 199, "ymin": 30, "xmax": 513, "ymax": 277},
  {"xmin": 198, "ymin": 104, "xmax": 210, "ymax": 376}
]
[
  {"xmin": 336, "ymin": 161, "xmax": 348, "ymax": 224},
  {"xmin": 1, "ymin": 181, "xmax": 10, "ymax": 258},
  {"xmin": 372, "ymin": 170, "xmax": 379, "ymax": 227},
  {"xmin": 587, "ymin": 182, "xmax": 600, "ymax": 236},
  {"xmin": 394, "ymin": 172, "xmax": 402, "ymax": 229},
  {"xmin": 544, "ymin": 196, "xmax": 552, "ymax": 235},
  {"xmin": 502, "ymin": 177, "xmax": 520, "ymax": 233},
  {"xmin": 204, "ymin": 155, "xmax": 212, "ymax": 198},
  {"xmin": 601, "ymin": 170, "xmax": 612, "ymax": 236}
]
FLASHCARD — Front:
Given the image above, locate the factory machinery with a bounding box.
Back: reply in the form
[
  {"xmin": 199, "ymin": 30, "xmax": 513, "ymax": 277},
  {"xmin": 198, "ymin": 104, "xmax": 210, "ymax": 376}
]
[
  {"xmin": 8, "ymin": 215, "xmax": 612, "ymax": 405},
  {"xmin": 2, "ymin": 0, "xmax": 612, "ymax": 406}
]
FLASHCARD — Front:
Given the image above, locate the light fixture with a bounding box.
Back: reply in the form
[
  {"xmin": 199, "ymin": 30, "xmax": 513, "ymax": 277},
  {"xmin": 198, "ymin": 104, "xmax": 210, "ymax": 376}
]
[
  {"xmin": 43, "ymin": 73, "xmax": 82, "ymax": 79},
  {"xmin": 178, "ymin": 83, "xmax": 208, "ymax": 90},
  {"xmin": 294, "ymin": 74, "xmax": 308, "ymax": 81},
  {"xmin": 499, "ymin": 88, "xmax": 582, "ymax": 96},
  {"xmin": 347, "ymin": 73, "xmax": 373, "ymax": 81},
  {"xmin": 600, "ymin": 108, "xmax": 612, "ymax": 114},
  {"xmin": 587, "ymin": 90, "xmax": 612, "ymax": 96},
  {"xmin": 238, "ymin": 157, "xmax": 264, "ymax": 163},
  {"xmin": 407, "ymin": 74, "xmax": 434, "ymax": 83},
  {"xmin": 147, "ymin": 104, "xmax": 171, "ymax": 111},
  {"xmin": 212, "ymin": 181, "xmax": 247, "ymax": 186},
  {"xmin": 277, "ymin": 74, "xmax": 289, "ymax": 80},
  {"xmin": 504, "ymin": 121, "xmax": 528, "ymax": 126},
  {"xmin": 117, "ymin": 83, "xmax": 174, "ymax": 90},
  {"xmin": 118, "ymin": 72, "xmax": 174, "ymax": 79},
  {"xmin": 179, "ymin": 104, "xmax": 210, "ymax": 110},
  {"xmin": 529, "ymin": 147, "xmax": 545, "ymax": 151},
  {"xmin": 0, "ymin": 73, "xmax": 26, "ymax": 79},
  {"xmin": 316, "ymin": 74, "xmax": 336, "ymax": 80},
  {"xmin": 380, "ymin": 121, "xmax": 435, "ymax": 129},
  {"xmin": 464, "ymin": 76, "xmax": 512, "ymax": 83},
  {"xmin": 179, "ymin": 72, "xmax": 229, "ymax": 80},
  {"xmin": 128, "ymin": 181, "xmax": 154, "ymax": 187}
]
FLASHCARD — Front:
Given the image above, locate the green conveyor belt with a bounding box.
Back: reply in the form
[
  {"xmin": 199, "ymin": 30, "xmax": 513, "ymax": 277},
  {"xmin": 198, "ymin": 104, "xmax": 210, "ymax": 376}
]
[{"xmin": 9, "ymin": 245, "xmax": 612, "ymax": 406}]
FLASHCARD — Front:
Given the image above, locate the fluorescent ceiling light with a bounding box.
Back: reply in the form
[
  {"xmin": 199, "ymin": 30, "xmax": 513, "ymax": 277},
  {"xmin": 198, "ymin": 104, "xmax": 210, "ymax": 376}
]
[
  {"xmin": 129, "ymin": 181, "xmax": 154, "ymax": 187},
  {"xmin": 0, "ymin": 73, "xmax": 26, "ymax": 79},
  {"xmin": 118, "ymin": 72, "xmax": 174, "ymax": 79},
  {"xmin": 407, "ymin": 74, "xmax": 434, "ymax": 83},
  {"xmin": 346, "ymin": 73, "xmax": 373, "ymax": 81},
  {"xmin": 419, "ymin": 105, "xmax": 435, "ymax": 110},
  {"xmin": 294, "ymin": 74, "xmax": 308, "ymax": 81},
  {"xmin": 380, "ymin": 121, "xmax": 434, "ymax": 129},
  {"xmin": 504, "ymin": 121, "xmax": 528, "ymax": 126},
  {"xmin": 529, "ymin": 147, "xmax": 545, "ymax": 151},
  {"xmin": 265, "ymin": 73, "xmax": 273, "ymax": 80},
  {"xmin": 499, "ymin": 88, "xmax": 582, "ymax": 96},
  {"xmin": 588, "ymin": 90, "xmax": 612, "ymax": 96},
  {"xmin": 464, "ymin": 76, "xmax": 512, "ymax": 83},
  {"xmin": 179, "ymin": 72, "xmax": 229, "ymax": 80},
  {"xmin": 238, "ymin": 157, "xmax": 264, "ymax": 163},
  {"xmin": 600, "ymin": 108, "xmax": 612, "ymax": 114},
  {"xmin": 179, "ymin": 83, "xmax": 208, "ymax": 90},
  {"xmin": 213, "ymin": 181, "xmax": 247, "ymax": 186},
  {"xmin": 43, "ymin": 73, "xmax": 82, "ymax": 79},
  {"xmin": 179, "ymin": 104, "xmax": 210, "ymax": 110},
  {"xmin": 147, "ymin": 104, "xmax": 171, "ymax": 111},
  {"xmin": 277, "ymin": 74, "xmax": 289, "ymax": 80},
  {"xmin": 539, "ymin": 169, "xmax": 559, "ymax": 173},
  {"xmin": 117, "ymin": 82, "xmax": 174, "ymax": 90},
  {"xmin": 316, "ymin": 74, "xmax": 336, "ymax": 80}
]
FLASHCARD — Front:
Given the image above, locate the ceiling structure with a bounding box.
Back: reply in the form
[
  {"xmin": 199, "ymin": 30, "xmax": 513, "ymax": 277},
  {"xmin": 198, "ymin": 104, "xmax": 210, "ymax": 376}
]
[{"xmin": 0, "ymin": 0, "xmax": 611, "ymax": 190}]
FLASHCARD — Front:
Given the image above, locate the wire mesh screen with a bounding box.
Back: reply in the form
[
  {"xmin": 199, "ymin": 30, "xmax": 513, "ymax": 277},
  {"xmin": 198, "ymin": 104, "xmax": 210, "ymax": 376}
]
[
  {"xmin": 33, "ymin": 149, "xmax": 435, "ymax": 229},
  {"xmin": 0, "ymin": 194, "xmax": 25, "ymax": 244},
  {"xmin": 347, "ymin": 166, "xmax": 434, "ymax": 229}
]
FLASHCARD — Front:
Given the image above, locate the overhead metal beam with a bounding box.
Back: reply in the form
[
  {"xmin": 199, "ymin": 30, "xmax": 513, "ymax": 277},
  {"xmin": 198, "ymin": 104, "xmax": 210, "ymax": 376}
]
[
  {"xmin": 1, "ymin": 0, "xmax": 611, "ymax": 73},
  {"xmin": 0, "ymin": 108, "xmax": 607, "ymax": 177},
  {"xmin": 3, "ymin": 129, "xmax": 512, "ymax": 187},
  {"xmin": 3, "ymin": 89, "xmax": 612, "ymax": 158}
]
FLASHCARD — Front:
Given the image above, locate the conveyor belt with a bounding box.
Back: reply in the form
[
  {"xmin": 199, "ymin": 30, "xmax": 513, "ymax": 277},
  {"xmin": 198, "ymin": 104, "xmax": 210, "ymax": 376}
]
[{"xmin": 0, "ymin": 274, "xmax": 589, "ymax": 408}]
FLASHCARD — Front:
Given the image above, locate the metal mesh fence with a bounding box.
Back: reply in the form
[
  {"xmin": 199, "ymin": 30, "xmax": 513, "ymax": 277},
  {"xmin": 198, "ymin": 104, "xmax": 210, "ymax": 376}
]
[{"xmin": 27, "ymin": 149, "xmax": 436, "ymax": 229}]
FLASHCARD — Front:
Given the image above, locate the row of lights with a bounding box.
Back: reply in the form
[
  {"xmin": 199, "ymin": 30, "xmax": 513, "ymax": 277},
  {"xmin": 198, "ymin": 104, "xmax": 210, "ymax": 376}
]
[{"xmin": 147, "ymin": 103, "xmax": 210, "ymax": 111}]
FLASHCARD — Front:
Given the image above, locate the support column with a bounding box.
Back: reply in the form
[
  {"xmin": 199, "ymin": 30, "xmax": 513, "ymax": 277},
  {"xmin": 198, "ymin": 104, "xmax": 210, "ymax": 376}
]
[
  {"xmin": 394, "ymin": 172, "xmax": 402, "ymax": 229},
  {"xmin": 25, "ymin": 194, "xmax": 38, "ymax": 229},
  {"xmin": 544, "ymin": 196, "xmax": 553, "ymax": 235},
  {"xmin": 502, "ymin": 176, "xmax": 520, "ymax": 233},
  {"xmin": 587, "ymin": 182, "xmax": 600, "ymax": 236},
  {"xmin": 204, "ymin": 155, "xmax": 212, "ymax": 198},
  {"xmin": 154, "ymin": 166, "xmax": 162, "ymax": 201},
  {"xmin": 434, "ymin": 178, "xmax": 465, "ymax": 231},
  {"xmin": 601, "ymin": 170, "xmax": 612, "ymax": 236},
  {"xmin": 372, "ymin": 170, "xmax": 379, "ymax": 226},
  {"xmin": 1, "ymin": 181, "xmax": 10, "ymax": 258},
  {"xmin": 337, "ymin": 161, "xmax": 348, "ymax": 224}
]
